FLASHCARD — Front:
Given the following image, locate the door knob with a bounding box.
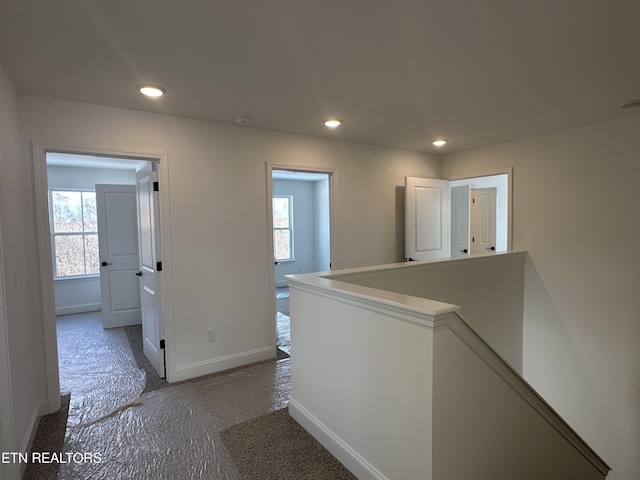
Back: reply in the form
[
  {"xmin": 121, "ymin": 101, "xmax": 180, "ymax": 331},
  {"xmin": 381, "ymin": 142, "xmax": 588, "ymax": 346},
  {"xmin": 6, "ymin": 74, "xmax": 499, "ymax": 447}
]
[
  {"xmin": 459, "ymin": 249, "xmax": 468, "ymax": 254},
  {"xmin": 101, "ymin": 261, "xmax": 111, "ymax": 267},
  {"xmin": 135, "ymin": 271, "xmax": 143, "ymax": 277},
  {"xmin": 486, "ymin": 246, "xmax": 495, "ymax": 251},
  {"xmin": 274, "ymin": 261, "xmax": 280, "ymax": 265}
]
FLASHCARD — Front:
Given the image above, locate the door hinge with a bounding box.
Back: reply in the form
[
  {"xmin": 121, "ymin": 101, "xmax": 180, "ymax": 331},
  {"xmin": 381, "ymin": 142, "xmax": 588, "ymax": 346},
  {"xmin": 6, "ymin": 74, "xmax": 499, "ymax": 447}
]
[
  {"xmin": 160, "ymin": 339, "xmax": 165, "ymax": 349},
  {"xmin": 156, "ymin": 261, "xmax": 163, "ymax": 271},
  {"xmin": 153, "ymin": 181, "xmax": 159, "ymax": 192}
]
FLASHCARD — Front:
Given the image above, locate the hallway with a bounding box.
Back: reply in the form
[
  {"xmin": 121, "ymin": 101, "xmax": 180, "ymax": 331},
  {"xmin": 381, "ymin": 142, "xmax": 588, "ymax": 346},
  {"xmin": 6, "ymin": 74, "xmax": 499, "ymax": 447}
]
[{"xmin": 39, "ymin": 313, "xmax": 291, "ymax": 479}]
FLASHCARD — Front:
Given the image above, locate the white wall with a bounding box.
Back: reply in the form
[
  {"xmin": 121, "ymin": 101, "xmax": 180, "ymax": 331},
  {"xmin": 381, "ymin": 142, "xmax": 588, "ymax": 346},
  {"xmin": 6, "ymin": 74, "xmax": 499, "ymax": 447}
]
[
  {"xmin": 329, "ymin": 252, "xmax": 525, "ymax": 372},
  {"xmin": 47, "ymin": 165, "xmax": 136, "ymax": 315},
  {"xmin": 289, "ymin": 284, "xmax": 436, "ymax": 480},
  {"xmin": 442, "ymin": 114, "xmax": 640, "ymax": 480},
  {"xmin": 433, "ymin": 322, "xmax": 605, "ymax": 480},
  {"xmin": 0, "ymin": 64, "xmax": 47, "ymax": 479},
  {"xmin": 19, "ymin": 95, "xmax": 441, "ymax": 383}
]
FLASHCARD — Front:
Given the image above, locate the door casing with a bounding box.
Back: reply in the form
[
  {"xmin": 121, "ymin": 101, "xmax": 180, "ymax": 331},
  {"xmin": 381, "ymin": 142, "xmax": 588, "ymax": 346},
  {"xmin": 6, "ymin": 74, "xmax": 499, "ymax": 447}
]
[
  {"xmin": 265, "ymin": 163, "xmax": 337, "ymax": 354},
  {"xmin": 32, "ymin": 141, "xmax": 173, "ymax": 413}
]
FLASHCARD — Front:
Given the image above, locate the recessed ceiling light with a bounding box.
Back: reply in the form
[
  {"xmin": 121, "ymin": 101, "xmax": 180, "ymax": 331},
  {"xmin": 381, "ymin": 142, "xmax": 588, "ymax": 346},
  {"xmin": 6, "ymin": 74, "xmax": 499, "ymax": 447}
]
[
  {"xmin": 324, "ymin": 119, "xmax": 342, "ymax": 128},
  {"xmin": 432, "ymin": 139, "xmax": 447, "ymax": 147},
  {"xmin": 621, "ymin": 99, "xmax": 640, "ymax": 109},
  {"xmin": 138, "ymin": 85, "xmax": 166, "ymax": 97}
]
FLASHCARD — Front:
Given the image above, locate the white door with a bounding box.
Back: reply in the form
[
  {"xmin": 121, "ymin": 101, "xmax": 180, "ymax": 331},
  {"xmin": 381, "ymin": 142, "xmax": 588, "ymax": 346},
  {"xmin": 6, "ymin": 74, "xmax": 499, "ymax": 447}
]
[
  {"xmin": 136, "ymin": 162, "xmax": 165, "ymax": 378},
  {"xmin": 96, "ymin": 184, "xmax": 141, "ymax": 329},
  {"xmin": 405, "ymin": 177, "xmax": 451, "ymax": 261},
  {"xmin": 451, "ymin": 185, "xmax": 470, "ymax": 257},
  {"xmin": 470, "ymin": 187, "xmax": 497, "ymax": 255}
]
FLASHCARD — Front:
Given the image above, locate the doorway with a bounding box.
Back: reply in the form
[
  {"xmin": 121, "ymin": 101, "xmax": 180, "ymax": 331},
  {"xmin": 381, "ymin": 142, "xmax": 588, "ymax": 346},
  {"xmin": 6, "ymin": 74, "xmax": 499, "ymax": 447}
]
[
  {"xmin": 449, "ymin": 172, "xmax": 510, "ymax": 255},
  {"xmin": 405, "ymin": 169, "xmax": 511, "ymax": 262},
  {"xmin": 268, "ymin": 167, "xmax": 333, "ymax": 357},
  {"xmin": 45, "ymin": 152, "xmax": 167, "ymax": 394},
  {"xmin": 33, "ymin": 142, "xmax": 170, "ymax": 412}
]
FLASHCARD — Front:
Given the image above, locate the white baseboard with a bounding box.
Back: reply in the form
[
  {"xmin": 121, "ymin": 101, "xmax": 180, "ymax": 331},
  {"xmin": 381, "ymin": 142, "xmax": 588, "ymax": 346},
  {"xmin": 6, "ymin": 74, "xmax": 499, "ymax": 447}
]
[
  {"xmin": 171, "ymin": 346, "xmax": 275, "ymax": 382},
  {"xmin": 19, "ymin": 397, "xmax": 48, "ymax": 476},
  {"xmin": 55, "ymin": 303, "xmax": 101, "ymax": 316},
  {"xmin": 288, "ymin": 398, "xmax": 388, "ymax": 480}
]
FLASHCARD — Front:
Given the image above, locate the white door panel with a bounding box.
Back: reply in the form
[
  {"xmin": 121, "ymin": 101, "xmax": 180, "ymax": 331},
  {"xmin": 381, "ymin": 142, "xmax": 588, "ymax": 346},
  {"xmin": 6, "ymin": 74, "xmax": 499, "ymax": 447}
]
[
  {"xmin": 96, "ymin": 184, "xmax": 141, "ymax": 329},
  {"xmin": 471, "ymin": 187, "xmax": 497, "ymax": 255},
  {"xmin": 451, "ymin": 185, "xmax": 470, "ymax": 257},
  {"xmin": 137, "ymin": 162, "xmax": 165, "ymax": 378},
  {"xmin": 405, "ymin": 177, "xmax": 451, "ymax": 261}
]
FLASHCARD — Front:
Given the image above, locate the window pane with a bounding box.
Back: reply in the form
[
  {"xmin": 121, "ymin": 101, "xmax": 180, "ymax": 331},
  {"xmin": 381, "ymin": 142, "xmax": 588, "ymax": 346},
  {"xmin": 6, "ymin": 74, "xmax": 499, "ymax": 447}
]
[
  {"xmin": 274, "ymin": 230, "xmax": 291, "ymax": 260},
  {"xmin": 273, "ymin": 197, "xmax": 290, "ymax": 228},
  {"xmin": 84, "ymin": 234, "xmax": 100, "ymax": 275},
  {"xmin": 54, "ymin": 235, "xmax": 85, "ymax": 276},
  {"xmin": 52, "ymin": 191, "xmax": 83, "ymax": 233},
  {"xmin": 83, "ymin": 192, "xmax": 98, "ymax": 232}
]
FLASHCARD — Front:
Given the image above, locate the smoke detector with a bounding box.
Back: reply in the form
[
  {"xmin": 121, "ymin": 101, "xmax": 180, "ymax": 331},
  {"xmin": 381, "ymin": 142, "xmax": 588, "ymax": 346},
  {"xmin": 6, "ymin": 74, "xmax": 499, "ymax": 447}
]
[{"xmin": 234, "ymin": 115, "xmax": 251, "ymax": 126}]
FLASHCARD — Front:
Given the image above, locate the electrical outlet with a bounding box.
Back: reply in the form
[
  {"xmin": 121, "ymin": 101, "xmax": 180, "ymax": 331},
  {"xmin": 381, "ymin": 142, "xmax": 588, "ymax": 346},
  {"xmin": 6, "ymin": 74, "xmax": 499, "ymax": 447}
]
[{"xmin": 206, "ymin": 327, "xmax": 216, "ymax": 342}]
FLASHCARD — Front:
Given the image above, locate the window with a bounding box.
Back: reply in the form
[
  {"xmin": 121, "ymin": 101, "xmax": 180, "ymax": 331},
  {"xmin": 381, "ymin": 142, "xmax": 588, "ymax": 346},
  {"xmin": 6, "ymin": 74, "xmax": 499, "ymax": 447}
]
[
  {"xmin": 50, "ymin": 190, "xmax": 99, "ymax": 277},
  {"xmin": 273, "ymin": 195, "xmax": 294, "ymax": 261}
]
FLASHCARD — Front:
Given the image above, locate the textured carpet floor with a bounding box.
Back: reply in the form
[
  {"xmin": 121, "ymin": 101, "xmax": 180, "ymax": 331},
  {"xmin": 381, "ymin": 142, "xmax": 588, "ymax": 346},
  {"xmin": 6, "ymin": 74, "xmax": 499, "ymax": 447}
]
[{"xmin": 221, "ymin": 408, "xmax": 356, "ymax": 480}]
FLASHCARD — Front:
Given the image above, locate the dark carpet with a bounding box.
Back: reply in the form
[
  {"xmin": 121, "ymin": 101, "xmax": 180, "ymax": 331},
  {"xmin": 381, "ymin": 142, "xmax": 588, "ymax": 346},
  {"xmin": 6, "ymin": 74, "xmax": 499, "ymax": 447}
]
[
  {"xmin": 221, "ymin": 408, "xmax": 356, "ymax": 480},
  {"xmin": 23, "ymin": 394, "xmax": 70, "ymax": 480}
]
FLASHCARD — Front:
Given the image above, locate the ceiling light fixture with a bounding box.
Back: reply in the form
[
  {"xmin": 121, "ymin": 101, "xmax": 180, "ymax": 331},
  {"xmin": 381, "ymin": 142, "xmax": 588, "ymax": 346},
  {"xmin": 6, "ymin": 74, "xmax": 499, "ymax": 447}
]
[
  {"xmin": 324, "ymin": 119, "xmax": 342, "ymax": 128},
  {"xmin": 621, "ymin": 99, "xmax": 640, "ymax": 109},
  {"xmin": 432, "ymin": 139, "xmax": 447, "ymax": 147},
  {"xmin": 138, "ymin": 85, "xmax": 166, "ymax": 97}
]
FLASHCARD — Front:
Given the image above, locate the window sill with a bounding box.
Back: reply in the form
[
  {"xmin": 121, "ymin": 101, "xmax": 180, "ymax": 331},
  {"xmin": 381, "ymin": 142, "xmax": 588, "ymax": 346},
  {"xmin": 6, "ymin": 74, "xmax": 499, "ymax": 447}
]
[{"xmin": 54, "ymin": 275, "xmax": 100, "ymax": 282}]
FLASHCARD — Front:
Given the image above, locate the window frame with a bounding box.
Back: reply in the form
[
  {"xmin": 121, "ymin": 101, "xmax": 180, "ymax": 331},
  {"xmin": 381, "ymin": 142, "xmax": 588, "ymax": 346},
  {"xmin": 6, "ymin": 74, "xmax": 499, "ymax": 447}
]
[
  {"xmin": 49, "ymin": 188, "xmax": 100, "ymax": 279},
  {"xmin": 272, "ymin": 194, "xmax": 294, "ymax": 262}
]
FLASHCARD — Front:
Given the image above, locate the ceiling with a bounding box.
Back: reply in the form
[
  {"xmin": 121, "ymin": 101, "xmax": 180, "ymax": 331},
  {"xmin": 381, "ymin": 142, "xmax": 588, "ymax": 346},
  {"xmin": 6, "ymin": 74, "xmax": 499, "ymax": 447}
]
[{"xmin": 1, "ymin": 0, "xmax": 639, "ymax": 154}]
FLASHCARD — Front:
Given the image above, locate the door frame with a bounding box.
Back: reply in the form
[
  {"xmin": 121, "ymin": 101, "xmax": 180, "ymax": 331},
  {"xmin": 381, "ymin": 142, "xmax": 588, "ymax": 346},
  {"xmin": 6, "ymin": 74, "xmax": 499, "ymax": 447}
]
[
  {"xmin": 443, "ymin": 167, "xmax": 513, "ymax": 253},
  {"xmin": 32, "ymin": 140, "xmax": 174, "ymax": 413},
  {"xmin": 265, "ymin": 163, "xmax": 337, "ymax": 351}
]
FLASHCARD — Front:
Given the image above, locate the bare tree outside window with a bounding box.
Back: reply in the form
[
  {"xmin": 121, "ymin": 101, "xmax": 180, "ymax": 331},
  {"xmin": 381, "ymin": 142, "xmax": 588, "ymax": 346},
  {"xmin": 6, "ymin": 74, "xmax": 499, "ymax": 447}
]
[
  {"xmin": 273, "ymin": 195, "xmax": 293, "ymax": 261},
  {"xmin": 51, "ymin": 190, "xmax": 99, "ymax": 277}
]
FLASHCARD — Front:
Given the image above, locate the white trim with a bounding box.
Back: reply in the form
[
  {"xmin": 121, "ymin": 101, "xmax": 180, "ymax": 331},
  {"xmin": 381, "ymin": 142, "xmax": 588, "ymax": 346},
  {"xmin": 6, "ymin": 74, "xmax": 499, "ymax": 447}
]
[
  {"xmin": 289, "ymin": 398, "xmax": 389, "ymax": 480},
  {"xmin": 55, "ymin": 303, "xmax": 101, "ymax": 316},
  {"xmin": 18, "ymin": 397, "xmax": 48, "ymax": 477},
  {"xmin": 287, "ymin": 280, "xmax": 455, "ymax": 328},
  {"xmin": 20, "ymin": 398, "xmax": 48, "ymax": 454},
  {"xmin": 172, "ymin": 346, "xmax": 274, "ymax": 382},
  {"xmin": 0, "ymin": 150, "xmax": 20, "ymax": 480},
  {"xmin": 31, "ymin": 140, "xmax": 175, "ymax": 407}
]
